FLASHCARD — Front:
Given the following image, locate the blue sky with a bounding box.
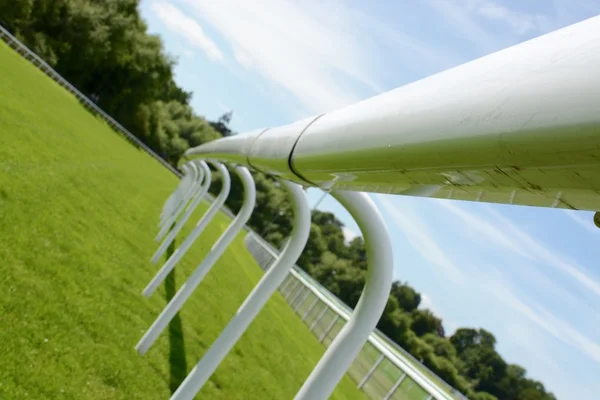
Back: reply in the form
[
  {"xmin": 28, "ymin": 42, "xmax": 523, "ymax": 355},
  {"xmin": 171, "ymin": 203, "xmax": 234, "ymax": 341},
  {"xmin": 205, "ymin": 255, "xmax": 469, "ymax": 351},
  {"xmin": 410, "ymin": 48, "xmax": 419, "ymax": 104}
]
[{"xmin": 139, "ymin": 1, "xmax": 600, "ymax": 397}]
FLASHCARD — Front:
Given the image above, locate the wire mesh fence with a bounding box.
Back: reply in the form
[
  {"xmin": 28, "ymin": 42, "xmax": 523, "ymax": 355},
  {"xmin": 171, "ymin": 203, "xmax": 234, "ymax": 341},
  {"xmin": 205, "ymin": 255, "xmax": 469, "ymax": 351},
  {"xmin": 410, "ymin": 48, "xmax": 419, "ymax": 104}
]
[{"xmin": 245, "ymin": 232, "xmax": 470, "ymax": 400}]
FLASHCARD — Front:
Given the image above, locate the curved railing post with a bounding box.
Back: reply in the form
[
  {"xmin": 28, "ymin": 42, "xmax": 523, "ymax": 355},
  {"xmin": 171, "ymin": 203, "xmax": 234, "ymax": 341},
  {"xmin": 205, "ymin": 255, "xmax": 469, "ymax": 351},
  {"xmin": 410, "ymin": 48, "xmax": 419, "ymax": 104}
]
[
  {"xmin": 294, "ymin": 190, "xmax": 393, "ymax": 400},
  {"xmin": 143, "ymin": 162, "xmax": 230, "ymax": 294},
  {"xmin": 160, "ymin": 163, "xmax": 191, "ymax": 220},
  {"xmin": 153, "ymin": 161, "xmax": 212, "ymax": 258},
  {"xmin": 161, "ymin": 162, "xmax": 195, "ymax": 222},
  {"xmin": 170, "ymin": 180, "xmax": 310, "ymax": 400},
  {"xmin": 136, "ymin": 165, "xmax": 256, "ymax": 355},
  {"xmin": 160, "ymin": 163, "xmax": 191, "ymax": 223},
  {"xmin": 159, "ymin": 161, "xmax": 201, "ymax": 233},
  {"xmin": 156, "ymin": 161, "xmax": 208, "ymax": 242}
]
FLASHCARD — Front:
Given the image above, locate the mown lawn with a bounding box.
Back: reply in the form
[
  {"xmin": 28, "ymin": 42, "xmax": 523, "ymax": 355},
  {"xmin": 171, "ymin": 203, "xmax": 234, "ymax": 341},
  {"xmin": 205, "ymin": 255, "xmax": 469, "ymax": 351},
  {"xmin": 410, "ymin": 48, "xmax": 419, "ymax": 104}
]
[{"xmin": 0, "ymin": 40, "xmax": 363, "ymax": 399}]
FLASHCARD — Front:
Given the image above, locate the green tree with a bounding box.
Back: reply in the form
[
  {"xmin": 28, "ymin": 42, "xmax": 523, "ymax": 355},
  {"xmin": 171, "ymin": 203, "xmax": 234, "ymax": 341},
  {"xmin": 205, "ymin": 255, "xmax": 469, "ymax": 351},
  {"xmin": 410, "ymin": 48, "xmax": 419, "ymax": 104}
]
[
  {"xmin": 390, "ymin": 281, "xmax": 421, "ymax": 312},
  {"xmin": 411, "ymin": 309, "xmax": 443, "ymax": 337},
  {"xmin": 209, "ymin": 111, "xmax": 234, "ymax": 137}
]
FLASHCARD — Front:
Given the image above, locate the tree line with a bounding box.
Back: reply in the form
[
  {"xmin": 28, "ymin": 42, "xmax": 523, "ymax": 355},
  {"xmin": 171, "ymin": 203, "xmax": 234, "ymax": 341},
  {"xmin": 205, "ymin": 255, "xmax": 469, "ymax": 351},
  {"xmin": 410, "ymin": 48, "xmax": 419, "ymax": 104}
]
[{"xmin": 0, "ymin": 1, "xmax": 556, "ymax": 399}]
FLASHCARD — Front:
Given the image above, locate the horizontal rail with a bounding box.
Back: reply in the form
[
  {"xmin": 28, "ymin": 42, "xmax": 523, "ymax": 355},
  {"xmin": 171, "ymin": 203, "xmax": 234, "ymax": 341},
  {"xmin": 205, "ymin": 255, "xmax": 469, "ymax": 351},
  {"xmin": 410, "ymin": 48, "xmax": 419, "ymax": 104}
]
[{"xmin": 183, "ymin": 15, "xmax": 600, "ymax": 212}]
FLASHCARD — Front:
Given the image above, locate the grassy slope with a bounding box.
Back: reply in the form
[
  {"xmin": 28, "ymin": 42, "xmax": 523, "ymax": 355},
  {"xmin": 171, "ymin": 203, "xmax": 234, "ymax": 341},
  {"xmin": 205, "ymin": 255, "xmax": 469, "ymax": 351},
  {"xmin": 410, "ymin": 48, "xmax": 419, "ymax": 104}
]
[{"xmin": 0, "ymin": 41, "xmax": 363, "ymax": 399}]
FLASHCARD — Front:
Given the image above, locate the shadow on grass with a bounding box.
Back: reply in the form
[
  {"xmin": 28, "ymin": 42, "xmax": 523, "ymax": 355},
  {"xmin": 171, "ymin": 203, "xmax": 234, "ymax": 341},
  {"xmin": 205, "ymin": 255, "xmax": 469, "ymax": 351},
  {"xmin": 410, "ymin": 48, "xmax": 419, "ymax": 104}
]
[{"xmin": 164, "ymin": 238, "xmax": 188, "ymax": 394}]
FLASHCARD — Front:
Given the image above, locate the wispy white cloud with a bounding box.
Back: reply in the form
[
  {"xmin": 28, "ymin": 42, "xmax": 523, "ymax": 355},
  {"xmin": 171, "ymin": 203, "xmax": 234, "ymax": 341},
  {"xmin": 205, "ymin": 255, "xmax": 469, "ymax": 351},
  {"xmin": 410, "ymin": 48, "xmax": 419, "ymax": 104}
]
[
  {"xmin": 438, "ymin": 201, "xmax": 529, "ymax": 257},
  {"xmin": 491, "ymin": 282, "xmax": 600, "ymax": 364},
  {"xmin": 423, "ymin": 0, "xmax": 510, "ymax": 52},
  {"xmin": 423, "ymin": 0, "xmax": 560, "ymax": 54},
  {"xmin": 377, "ymin": 195, "xmax": 465, "ymax": 283},
  {"xmin": 379, "ymin": 194, "xmax": 600, "ymax": 369},
  {"xmin": 342, "ymin": 226, "xmax": 359, "ymax": 243},
  {"xmin": 564, "ymin": 210, "xmax": 599, "ymax": 234},
  {"xmin": 439, "ymin": 201, "xmax": 600, "ymax": 299},
  {"xmin": 173, "ymin": 43, "xmax": 194, "ymax": 59},
  {"xmin": 178, "ymin": 0, "xmax": 372, "ymax": 114},
  {"xmin": 151, "ymin": 1, "xmax": 223, "ymax": 62},
  {"xmin": 419, "ymin": 293, "xmax": 443, "ymax": 317},
  {"xmin": 485, "ymin": 206, "xmax": 600, "ymax": 298},
  {"xmin": 178, "ymin": 0, "xmax": 459, "ymax": 115},
  {"xmin": 474, "ymin": 0, "xmax": 546, "ymax": 35}
]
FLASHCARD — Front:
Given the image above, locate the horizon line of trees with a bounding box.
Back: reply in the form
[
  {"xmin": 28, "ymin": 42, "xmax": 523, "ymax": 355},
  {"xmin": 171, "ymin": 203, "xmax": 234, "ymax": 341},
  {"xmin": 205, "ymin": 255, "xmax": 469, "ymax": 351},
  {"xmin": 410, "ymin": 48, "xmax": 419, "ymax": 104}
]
[{"xmin": 0, "ymin": 1, "xmax": 557, "ymax": 399}]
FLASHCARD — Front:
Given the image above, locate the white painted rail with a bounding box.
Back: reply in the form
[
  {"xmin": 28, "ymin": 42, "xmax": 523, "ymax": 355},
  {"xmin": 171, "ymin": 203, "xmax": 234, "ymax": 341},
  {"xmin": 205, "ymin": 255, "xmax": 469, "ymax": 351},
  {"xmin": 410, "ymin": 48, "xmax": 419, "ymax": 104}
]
[{"xmin": 6, "ymin": 12, "xmax": 599, "ymax": 400}]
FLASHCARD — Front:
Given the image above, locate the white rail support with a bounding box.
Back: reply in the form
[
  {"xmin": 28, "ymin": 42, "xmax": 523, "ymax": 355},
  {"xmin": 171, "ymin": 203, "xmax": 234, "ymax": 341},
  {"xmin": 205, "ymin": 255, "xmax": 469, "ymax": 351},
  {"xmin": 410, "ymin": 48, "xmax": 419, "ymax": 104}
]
[
  {"xmin": 157, "ymin": 162, "xmax": 203, "ymax": 241},
  {"xmin": 158, "ymin": 162, "xmax": 201, "ymax": 233},
  {"xmin": 159, "ymin": 164, "xmax": 191, "ymax": 224},
  {"xmin": 156, "ymin": 161, "xmax": 207, "ymax": 243},
  {"xmin": 357, "ymin": 353, "xmax": 385, "ymax": 389},
  {"xmin": 144, "ymin": 162, "xmax": 231, "ymax": 294},
  {"xmin": 159, "ymin": 162, "xmax": 196, "ymax": 226},
  {"xmin": 161, "ymin": 164, "xmax": 191, "ymax": 219},
  {"xmin": 136, "ymin": 166, "xmax": 256, "ymax": 355},
  {"xmin": 152, "ymin": 161, "xmax": 212, "ymax": 259},
  {"xmin": 294, "ymin": 191, "xmax": 393, "ymax": 400},
  {"xmin": 170, "ymin": 180, "xmax": 310, "ymax": 400}
]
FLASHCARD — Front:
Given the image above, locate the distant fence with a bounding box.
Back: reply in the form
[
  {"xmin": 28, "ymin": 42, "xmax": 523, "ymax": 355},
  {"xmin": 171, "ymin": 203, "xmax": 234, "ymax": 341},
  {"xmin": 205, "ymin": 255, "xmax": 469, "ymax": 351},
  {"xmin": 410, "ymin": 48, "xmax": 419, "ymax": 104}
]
[
  {"xmin": 0, "ymin": 23, "xmax": 181, "ymax": 178},
  {"xmin": 245, "ymin": 232, "xmax": 469, "ymax": 400}
]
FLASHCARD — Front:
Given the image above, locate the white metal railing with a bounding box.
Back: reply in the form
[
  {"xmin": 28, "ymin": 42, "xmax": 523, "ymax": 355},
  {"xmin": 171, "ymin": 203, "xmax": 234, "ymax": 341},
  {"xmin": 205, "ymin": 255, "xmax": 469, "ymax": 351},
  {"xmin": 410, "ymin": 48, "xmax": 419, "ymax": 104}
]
[
  {"xmin": 6, "ymin": 12, "xmax": 600, "ymax": 400},
  {"xmin": 145, "ymin": 161, "xmax": 395, "ymax": 400},
  {"xmin": 244, "ymin": 231, "xmax": 462, "ymax": 400},
  {"xmin": 0, "ymin": 24, "xmax": 181, "ymax": 178},
  {"xmin": 174, "ymin": 17, "xmax": 600, "ymax": 398}
]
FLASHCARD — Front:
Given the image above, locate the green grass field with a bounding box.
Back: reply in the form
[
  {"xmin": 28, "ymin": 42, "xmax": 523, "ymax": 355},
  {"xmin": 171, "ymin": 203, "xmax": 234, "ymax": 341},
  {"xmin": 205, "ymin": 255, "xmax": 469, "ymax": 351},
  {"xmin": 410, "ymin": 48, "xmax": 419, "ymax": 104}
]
[{"xmin": 0, "ymin": 40, "xmax": 364, "ymax": 399}]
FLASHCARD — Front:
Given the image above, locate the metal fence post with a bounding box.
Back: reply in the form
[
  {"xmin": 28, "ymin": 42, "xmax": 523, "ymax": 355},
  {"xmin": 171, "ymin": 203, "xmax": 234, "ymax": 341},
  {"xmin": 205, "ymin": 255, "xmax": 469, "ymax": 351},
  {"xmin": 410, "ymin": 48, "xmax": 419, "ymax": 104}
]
[
  {"xmin": 293, "ymin": 289, "xmax": 311, "ymax": 312},
  {"xmin": 319, "ymin": 315, "xmax": 340, "ymax": 343},
  {"xmin": 357, "ymin": 354, "xmax": 385, "ymax": 389},
  {"xmin": 136, "ymin": 166, "xmax": 256, "ymax": 355},
  {"xmin": 383, "ymin": 373, "xmax": 407, "ymax": 400},
  {"xmin": 279, "ymin": 275, "xmax": 296, "ymax": 295},
  {"xmin": 289, "ymin": 284, "xmax": 306, "ymax": 307},
  {"xmin": 302, "ymin": 297, "xmax": 320, "ymax": 322},
  {"xmin": 284, "ymin": 280, "xmax": 301, "ymax": 301},
  {"xmin": 170, "ymin": 181, "xmax": 311, "ymax": 400},
  {"xmin": 310, "ymin": 305, "xmax": 328, "ymax": 332}
]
